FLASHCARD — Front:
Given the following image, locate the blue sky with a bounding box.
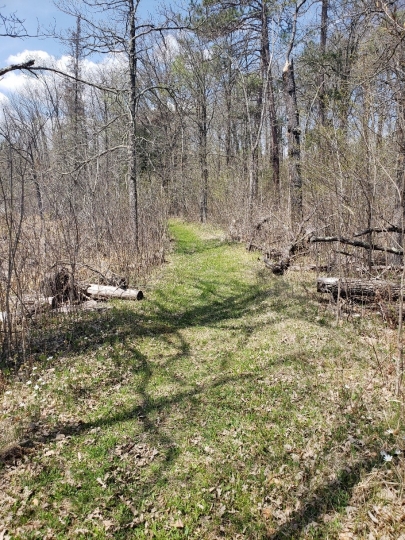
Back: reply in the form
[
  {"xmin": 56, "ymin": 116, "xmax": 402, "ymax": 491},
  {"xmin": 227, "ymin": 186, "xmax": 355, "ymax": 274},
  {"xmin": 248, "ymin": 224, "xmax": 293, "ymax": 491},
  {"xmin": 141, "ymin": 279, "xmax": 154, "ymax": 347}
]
[
  {"xmin": 0, "ymin": 0, "xmax": 162, "ymax": 64},
  {"xmin": 0, "ymin": 0, "xmax": 163, "ymax": 99}
]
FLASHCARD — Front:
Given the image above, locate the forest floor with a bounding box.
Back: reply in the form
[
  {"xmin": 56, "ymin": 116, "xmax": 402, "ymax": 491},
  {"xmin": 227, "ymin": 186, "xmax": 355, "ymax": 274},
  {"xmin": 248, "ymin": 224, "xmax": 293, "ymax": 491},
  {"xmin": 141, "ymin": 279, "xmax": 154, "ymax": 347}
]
[{"xmin": 0, "ymin": 220, "xmax": 405, "ymax": 539}]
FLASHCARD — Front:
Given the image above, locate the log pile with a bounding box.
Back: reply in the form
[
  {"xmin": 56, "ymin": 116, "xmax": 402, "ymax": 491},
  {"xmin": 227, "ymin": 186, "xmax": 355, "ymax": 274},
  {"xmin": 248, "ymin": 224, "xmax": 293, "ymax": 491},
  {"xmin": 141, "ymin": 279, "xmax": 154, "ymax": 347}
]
[{"xmin": 0, "ymin": 267, "xmax": 144, "ymax": 325}]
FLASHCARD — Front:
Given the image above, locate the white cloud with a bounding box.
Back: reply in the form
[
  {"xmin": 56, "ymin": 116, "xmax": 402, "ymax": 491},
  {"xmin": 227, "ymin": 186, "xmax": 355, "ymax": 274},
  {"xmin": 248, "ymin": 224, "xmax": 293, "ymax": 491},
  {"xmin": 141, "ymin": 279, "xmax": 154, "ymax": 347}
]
[
  {"xmin": 102, "ymin": 52, "xmax": 127, "ymax": 70},
  {"xmin": 8, "ymin": 50, "xmax": 54, "ymax": 65},
  {"xmin": 56, "ymin": 55, "xmax": 71, "ymax": 72},
  {"xmin": 154, "ymin": 34, "xmax": 180, "ymax": 63},
  {"xmin": 0, "ymin": 92, "xmax": 9, "ymax": 105},
  {"xmin": 163, "ymin": 34, "xmax": 180, "ymax": 57},
  {"xmin": 0, "ymin": 50, "xmax": 57, "ymax": 94},
  {"xmin": 0, "ymin": 48, "xmax": 130, "ymax": 96},
  {"xmin": 0, "ymin": 71, "xmax": 31, "ymax": 93}
]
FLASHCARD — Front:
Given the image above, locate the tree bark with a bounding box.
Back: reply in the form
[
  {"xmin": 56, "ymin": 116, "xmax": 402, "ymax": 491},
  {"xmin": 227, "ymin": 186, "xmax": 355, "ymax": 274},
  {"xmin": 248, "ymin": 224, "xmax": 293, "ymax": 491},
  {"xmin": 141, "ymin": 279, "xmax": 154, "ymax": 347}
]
[
  {"xmin": 283, "ymin": 58, "xmax": 303, "ymax": 227},
  {"xmin": 128, "ymin": 0, "xmax": 139, "ymax": 251},
  {"xmin": 309, "ymin": 234, "xmax": 403, "ymax": 256},
  {"xmin": 199, "ymin": 100, "xmax": 208, "ymax": 223},
  {"xmin": 318, "ymin": 0, "xmax": 328, "ymax": 125},
  {"xmin": 260, "ymin": 0, "xmax": 280, "ymax": 192}
]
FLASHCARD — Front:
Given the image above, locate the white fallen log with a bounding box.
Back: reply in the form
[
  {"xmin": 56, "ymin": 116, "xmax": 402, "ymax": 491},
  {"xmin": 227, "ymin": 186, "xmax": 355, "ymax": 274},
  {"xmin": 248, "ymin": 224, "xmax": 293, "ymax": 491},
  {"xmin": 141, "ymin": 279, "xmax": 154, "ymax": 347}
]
[
  {"xmin": 55, "ymin": 300, "xmax": 112, "ymax": 313},
  {"xmin": 86, "ymin": 284, "xmax": 144, "ymax": 301},
  {"xmin": 0, "ymin": 295, "xmax": 53, "ymax": 324},
  {"xmin": 317, "ymin": 277, "xmax": 403, "ymax": 300}
]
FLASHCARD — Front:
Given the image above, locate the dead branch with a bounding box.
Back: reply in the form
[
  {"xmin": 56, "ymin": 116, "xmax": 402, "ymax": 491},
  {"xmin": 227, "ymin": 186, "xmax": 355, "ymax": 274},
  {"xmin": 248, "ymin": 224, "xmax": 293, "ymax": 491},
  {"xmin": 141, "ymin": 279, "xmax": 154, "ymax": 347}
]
[
  {"xmin": 309, "ymin": 234, "xmax": 403, "ymax": 256},
  {"xmin": 354, "ymin": 226, "xmax": 403, "ymax": 237},
  {"xmin": 0, "ymin": 60, "xmax": 35, "ymax": 77}
]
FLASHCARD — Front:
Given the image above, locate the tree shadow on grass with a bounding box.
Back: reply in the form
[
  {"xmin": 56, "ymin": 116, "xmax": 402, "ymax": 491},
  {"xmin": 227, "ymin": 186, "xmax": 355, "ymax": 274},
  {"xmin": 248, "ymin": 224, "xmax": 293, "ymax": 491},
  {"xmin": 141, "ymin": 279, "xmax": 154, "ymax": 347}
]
[
  {"xmin": 1, "ymin": 326, "xmax": 385, "ymax": 539},
  {"xmin": 16, "ymin": 280, "xmax": 275, "ymax": 365},
  {"xmin": 4, "ymin": 252, "xmax": 329, "ymax": 373},
  {"xmin": 1, "ymin": 368, "xmax": 262, "ymax": 535},
  {"xmin": 264, "ymin": 392, "xmax": 382, "ymax": 540},
  {"xmin": 268, "ymin": 454, "xmax": 380, "ymax": 540}
]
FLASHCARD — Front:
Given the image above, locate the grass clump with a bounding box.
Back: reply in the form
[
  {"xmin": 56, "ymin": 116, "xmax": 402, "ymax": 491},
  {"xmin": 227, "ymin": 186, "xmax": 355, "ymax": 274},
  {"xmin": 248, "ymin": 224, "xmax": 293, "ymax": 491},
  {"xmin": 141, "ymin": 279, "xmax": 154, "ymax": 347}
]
[{"xmin": 0, "ymin": 219, "xmax": 404, "ymax": 539}]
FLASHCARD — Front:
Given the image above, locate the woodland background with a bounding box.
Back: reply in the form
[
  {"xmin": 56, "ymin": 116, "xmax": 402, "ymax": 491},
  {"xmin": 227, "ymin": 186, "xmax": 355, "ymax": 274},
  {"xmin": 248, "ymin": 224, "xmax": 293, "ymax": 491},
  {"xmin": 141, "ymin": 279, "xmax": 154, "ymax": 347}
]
[{"xmin": 1, "ymin": 0, "xmax": 405, "ymax": 361}]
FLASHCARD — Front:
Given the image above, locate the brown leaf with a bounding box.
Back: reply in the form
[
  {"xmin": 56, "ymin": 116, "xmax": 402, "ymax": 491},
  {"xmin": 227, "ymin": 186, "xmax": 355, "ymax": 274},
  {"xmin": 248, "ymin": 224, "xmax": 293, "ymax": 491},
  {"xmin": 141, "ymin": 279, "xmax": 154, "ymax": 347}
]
[
  {"xmin": 367, "ymin": 511, "xmax": 379, "ymax": 524},
  {"xmin": 96, "ymin": 477, "xmax": 107, "ymax": 489},
  {"xmin": 102, "ymin": 520, "xmax": 114, "ymax": 531},
  {"xmin": 262, "ymin": 507, "xmax": 272, "ymax": 520},
  {"xmin": 217, "ymin": 504, "xmax": 226, "ymax": 517},
  {"xmin": 173, "ymin": 519, "xmax": 184, "ymax": 528}
]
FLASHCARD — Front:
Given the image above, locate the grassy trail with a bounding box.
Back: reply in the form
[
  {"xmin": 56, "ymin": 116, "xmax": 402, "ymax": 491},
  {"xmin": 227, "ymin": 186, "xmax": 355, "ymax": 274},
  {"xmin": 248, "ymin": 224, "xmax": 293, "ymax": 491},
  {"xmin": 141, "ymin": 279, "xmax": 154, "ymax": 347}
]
[{"xmin": 0, "ymin": 220, "xmax": 403, "ymax": 539}]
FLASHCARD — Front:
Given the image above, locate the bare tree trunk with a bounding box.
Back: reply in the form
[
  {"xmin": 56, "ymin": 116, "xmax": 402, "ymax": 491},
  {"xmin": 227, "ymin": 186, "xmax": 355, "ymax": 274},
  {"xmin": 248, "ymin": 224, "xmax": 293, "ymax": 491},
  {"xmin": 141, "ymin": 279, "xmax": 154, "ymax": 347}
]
[
  {"xmin": 283, "ymin": 58, "xmax": 303, "ymax": 227},
  {"xmin": 28, "ymin": 143, "xmax": 43, "ymax": 219},
  {"xmin": 260, "ymin": 1, "xmax": 280, "ymax": 192},
  {"xmin": 128, "ymin": 0, "xmax": 139, "ymax": 251},
  {"xmin": 392, "ymin": 44, "xmax": 405, "ymax": 266},
  {"xmin": 268, "ymin": 75, "xmax": 280, "ymax": 193},
  {"xmin": 225, "ymin": 97, "xmax": 231, "ymax": 167},
  {"xmin": 199, "ymin": 101, "xmax": 208, "ymax": 223},
  {"xmin": 318, "ymin": 0, "xmax": 328, "ymax": 125},
  {"xmin": 248, "ymin": 145, "xmax": 259, "ymax": 218}
]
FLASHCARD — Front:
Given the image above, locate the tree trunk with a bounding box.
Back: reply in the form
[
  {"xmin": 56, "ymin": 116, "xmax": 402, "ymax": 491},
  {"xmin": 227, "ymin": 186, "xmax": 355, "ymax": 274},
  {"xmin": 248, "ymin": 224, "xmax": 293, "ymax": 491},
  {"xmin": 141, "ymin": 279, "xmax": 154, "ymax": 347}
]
[
  {"xmin": 318, "ymin": 0, "xmax": 328, "ymax": 125},
  {"xmin": 248, "ymin": 145, "xmax": 259, "ymax": 219},
  {"xmin": 283, "ymin": 58, "xmax": 303, "ymax": 228},
  {"xmin": 128, "ymin": 0, "xmax": 139, "ymax": 251},
  {"xmin": 394, "ymin": 47, "xmax": 405, "ymax": 266},
  {"xmin": 260, "ymin": 0, "xmax": 280, "ymax": 192},
  {"xmin": 199, "ymin": 101, "xmax": 208, "ymax": 223},
  {"xmin": 225, "ymin": 57, "xmax": 232, "ymax": 167},
  {"xmin": 268, "ymin": 75, "xmax": 280, "ymax": 193}
]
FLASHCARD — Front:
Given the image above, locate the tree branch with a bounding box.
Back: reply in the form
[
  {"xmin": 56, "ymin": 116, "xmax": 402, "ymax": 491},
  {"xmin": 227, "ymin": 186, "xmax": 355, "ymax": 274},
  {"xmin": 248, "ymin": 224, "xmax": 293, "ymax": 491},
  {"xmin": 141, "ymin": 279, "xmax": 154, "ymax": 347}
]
[
  {"xmin": 0, "ymin": 59, "xmax": 35, "ymax": 77},
  {"xmin": 309, "ymin": 235, "xmax": 403, "ymax": 256},
  {"xmin": 354, "ymin": 226, "xmax": 404, "ymax": 237}
]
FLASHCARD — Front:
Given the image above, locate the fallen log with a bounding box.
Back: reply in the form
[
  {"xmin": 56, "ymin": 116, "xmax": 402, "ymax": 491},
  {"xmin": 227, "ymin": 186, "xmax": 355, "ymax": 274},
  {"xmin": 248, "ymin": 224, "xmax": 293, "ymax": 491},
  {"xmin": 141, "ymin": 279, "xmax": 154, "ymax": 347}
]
[
  {"xmin": 0, "ymin": 295, "xmax": 53, "ymax": 324},
  {"xmin": 86, "ymin": 285, "xmax": 144, "ymax": 301},
  {"xmin": 288, "ymin": 264, "xmax": 330, "ymax": 272},
  {"xmin": 21, "ymin": 295, "xmax": 54, "ymax": 316},
  {"xmin": 264, "ymin": 257, "xmax": 290, "ymax": 275},
  {"xmin": 317, "ymin": 277, "xmax": 404, "ymax": 301},
  {"xmin": 55, "ymin": 300, "xmax": 112, "ymax": 313}
]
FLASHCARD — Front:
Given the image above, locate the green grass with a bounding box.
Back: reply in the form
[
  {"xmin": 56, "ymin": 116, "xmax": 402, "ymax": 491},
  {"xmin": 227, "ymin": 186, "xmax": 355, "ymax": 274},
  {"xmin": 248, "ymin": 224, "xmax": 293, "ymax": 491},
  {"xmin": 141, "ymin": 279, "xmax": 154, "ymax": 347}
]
[{"xmin": 0, "ymin": 219, "xmax": 404, "ymax": 539}]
